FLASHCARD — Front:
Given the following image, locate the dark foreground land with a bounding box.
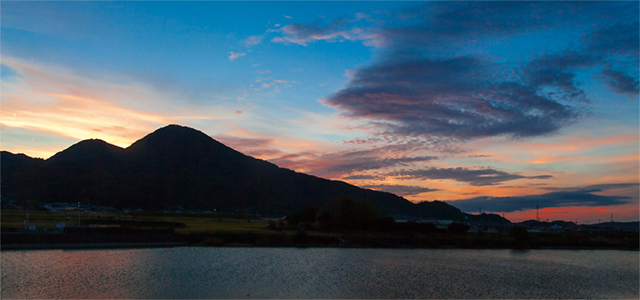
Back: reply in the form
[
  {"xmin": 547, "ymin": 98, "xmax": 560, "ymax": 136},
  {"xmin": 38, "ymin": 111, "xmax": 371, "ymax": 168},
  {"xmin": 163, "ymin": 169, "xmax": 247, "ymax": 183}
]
[
  {"xmin": 2, "ymin": 211, "xmax": 637, "ymax": 251},
  {"xmin": 3, "ymin": 230, "xmax": 638, "ymax": 251}
]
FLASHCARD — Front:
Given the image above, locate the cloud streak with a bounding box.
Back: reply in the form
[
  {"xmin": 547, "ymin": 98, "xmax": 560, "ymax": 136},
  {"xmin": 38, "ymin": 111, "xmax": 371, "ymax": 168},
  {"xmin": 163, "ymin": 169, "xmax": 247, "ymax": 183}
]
[
  {"xmin": 269, "ymin": 144, "xmax": 437, "ymax": 178},
  {"xmin": 389, "ymin": 167, "xmax": 552, "ymax": 186},
  {"xmin": 361, "ymin": 184, "xmax": 438, "ymax": 196},
  {"xmin": 229, "ymin": 52, "xmax": 246, "ymax": 61},
  {"xmin": 540, "ymin": 183, "xmax": 640, "ymax": 193},
  {"xmin": 0, "ymin": 57, "xmax": 246, "ymax": 156},
  {"xmin": 446, "ymin": 190, "xmax": 632, "ymax": 213},
  {"xmin": 272, "ymin": 19, "xmax": 381, "ymax": 47}
]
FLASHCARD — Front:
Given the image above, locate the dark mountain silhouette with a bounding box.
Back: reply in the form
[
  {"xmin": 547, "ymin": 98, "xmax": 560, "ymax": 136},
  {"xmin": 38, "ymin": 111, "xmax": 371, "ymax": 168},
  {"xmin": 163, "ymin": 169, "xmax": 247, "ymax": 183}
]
[
  {"xmin": 47, "ymin": 139, "xmax": 125, "ymax": 172},
  {"xmin": 1, "ymin": 124, "xmax": 506, "ymax": 221},
  {"xmin": 586, "ymin": 221, "xmax": 639, "ymax": 231}
]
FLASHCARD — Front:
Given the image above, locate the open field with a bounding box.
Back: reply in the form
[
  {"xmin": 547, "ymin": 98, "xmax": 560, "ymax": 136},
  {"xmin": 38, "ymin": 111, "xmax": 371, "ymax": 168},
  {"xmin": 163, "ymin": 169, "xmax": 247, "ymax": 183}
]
[
  {"xmin": 1, "ymin": 210, "xmax": 273, "ymax": 234},
  {"xmin": 2, "ymin": 210, "xmax": 637, "ymax": 250}
]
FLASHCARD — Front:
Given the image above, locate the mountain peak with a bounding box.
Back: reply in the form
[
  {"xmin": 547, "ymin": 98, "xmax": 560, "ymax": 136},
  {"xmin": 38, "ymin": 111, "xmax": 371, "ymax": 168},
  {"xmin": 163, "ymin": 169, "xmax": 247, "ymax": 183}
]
[
  {"xmin": 130, "ymin": 124, "xmax": 215, "ymax": 145},
  {"xmin": 125, "ymin": 124, "xmax": 239, "ymax": 161},
  {"xmin": 48, "ymin": 138, "xmax": 124, "ymax": 164}
]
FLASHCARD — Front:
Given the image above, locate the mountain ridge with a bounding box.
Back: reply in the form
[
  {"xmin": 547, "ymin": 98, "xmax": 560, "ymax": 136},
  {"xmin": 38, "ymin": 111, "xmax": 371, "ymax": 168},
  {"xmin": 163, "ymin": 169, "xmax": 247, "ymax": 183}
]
[{"xmin": 1, "ymin": 125, "xmax": 507, "ymax": 222}]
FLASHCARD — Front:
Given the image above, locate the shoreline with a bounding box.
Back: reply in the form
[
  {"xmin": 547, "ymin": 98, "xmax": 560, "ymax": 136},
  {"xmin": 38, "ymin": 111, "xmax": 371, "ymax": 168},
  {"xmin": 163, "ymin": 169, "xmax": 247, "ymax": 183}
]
[
  {"xmin": 2, "ymin": 242, "xmax": 637, "ymax": 251},
  {"xmin": 3, "ymin": 230, "xmax": 638, "ymax": 251}
]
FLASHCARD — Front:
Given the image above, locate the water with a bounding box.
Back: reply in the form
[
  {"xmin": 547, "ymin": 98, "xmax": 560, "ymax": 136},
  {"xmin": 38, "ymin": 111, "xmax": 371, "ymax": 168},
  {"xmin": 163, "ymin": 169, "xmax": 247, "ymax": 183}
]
[{"xmin": 2, "ymin": 247, "xmax": 638, "ymax": 299}]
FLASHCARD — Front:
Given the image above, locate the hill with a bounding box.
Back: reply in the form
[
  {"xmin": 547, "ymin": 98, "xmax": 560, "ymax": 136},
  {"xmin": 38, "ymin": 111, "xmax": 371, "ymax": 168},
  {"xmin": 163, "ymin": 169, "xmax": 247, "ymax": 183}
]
[{"xmin": 1, "ymin": 125, "xmax": 506, "ymax": 221}]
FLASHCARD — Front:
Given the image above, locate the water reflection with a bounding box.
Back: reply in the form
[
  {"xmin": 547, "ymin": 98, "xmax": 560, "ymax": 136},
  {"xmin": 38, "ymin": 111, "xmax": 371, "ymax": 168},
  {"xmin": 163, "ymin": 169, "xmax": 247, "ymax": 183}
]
[{"xmin": 2, "ymin": 248, "xmax": 638, "ymax": 299}]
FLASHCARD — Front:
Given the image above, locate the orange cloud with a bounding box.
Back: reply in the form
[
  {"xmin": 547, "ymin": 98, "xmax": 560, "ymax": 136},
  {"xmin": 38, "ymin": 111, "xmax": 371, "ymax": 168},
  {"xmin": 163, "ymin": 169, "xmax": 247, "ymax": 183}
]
[
  {"xmin": 1, "ymin": 92, "xmax": 172, "ymax": 149},
  {"xmin": 464, "ymin": 134, "xmax": 639, "ymax": 166},
  {"xmin": 0, "ymin": 57, "xmax": 249, "ymax": 157}
]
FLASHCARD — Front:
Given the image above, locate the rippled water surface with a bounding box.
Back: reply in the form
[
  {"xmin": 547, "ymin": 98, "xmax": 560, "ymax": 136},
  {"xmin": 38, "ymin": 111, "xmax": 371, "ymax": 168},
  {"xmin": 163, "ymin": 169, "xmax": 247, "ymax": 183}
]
[{"xmin": 2, "ymin": 247, "xmax": 638, "ymax": 299}]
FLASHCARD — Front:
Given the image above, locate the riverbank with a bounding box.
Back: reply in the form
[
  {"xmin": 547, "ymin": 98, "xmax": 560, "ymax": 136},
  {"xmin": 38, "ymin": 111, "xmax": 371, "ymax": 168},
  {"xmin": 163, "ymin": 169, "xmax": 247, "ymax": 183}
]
[{"xmin": 3, "ymin": 230, "xmax": 638, "ymax": 251}]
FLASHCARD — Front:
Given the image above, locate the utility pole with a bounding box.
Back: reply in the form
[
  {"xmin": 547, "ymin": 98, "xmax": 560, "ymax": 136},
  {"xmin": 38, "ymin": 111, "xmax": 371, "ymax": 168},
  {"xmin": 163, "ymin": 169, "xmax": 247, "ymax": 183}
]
[
  {"xmin": 536, "ymin": 204, "xmax": 539, "ymax": 221},
  {"xmin": 77, "ymin": 202, "xmax": 81, "ymax": 227}
]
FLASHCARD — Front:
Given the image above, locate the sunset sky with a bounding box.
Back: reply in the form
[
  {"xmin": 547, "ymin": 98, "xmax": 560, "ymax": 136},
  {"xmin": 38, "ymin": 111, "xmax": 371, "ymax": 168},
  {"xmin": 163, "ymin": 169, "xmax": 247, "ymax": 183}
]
[{"xmin": 2, "ymin": 1, "xmax": 638, "ymax": 223}]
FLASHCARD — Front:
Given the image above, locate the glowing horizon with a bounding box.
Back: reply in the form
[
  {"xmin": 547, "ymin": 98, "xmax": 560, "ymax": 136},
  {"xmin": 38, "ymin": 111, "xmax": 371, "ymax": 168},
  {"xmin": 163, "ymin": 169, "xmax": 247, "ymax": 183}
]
[{"xmin": 2, "ymin": 1, "xmax": 638, "ymax": 223}]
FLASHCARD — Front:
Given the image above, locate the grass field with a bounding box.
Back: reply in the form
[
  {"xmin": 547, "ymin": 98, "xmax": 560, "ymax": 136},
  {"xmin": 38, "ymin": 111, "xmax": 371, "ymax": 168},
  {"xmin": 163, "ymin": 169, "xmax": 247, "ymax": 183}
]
[{"xmin": 1, "ymin": 210, "xmax": 273, "ymax": 234}]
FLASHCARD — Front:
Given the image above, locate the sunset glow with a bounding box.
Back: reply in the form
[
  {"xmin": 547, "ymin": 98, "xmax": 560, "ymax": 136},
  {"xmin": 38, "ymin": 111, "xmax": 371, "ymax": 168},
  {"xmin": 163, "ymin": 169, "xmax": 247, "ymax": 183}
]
[{"xmin": 2, "ymin": 1, "xmax": 638, "ymax": 223}]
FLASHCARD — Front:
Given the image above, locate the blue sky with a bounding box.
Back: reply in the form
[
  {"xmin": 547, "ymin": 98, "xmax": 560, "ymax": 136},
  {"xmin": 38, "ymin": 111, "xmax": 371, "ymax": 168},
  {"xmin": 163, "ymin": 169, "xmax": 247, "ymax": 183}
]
[{"xmin": 2, "ymin": 1, "xmax": 638, "ymax": 222}]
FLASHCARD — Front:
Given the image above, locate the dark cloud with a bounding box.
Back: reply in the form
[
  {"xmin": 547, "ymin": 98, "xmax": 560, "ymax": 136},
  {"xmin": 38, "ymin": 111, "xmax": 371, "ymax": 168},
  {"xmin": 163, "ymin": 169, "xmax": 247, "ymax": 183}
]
[
  {"xmin": 445, "ymin": 190, "xmax": 632, "ymax": 213},
  {"xmin": 585, "ymin": 17, "xmax": 639, "ymax": 59},
  {"xmin": 361, "ymin": 184, "xmax": 438, "ymax": 196},
  {"xmin": 522, "ymin": 53, "xmax": 597, "ymax": 103},
  {"xmin": 342, "ymin": 174, "xmax": 381, "ymax": 180},
  {"xmin": 540, "ymin": 183, "xmax": 640, "ymax": 193},
  {"xmin": 387, "ymin": 2, "xmax": 596, "ymax": 49},
  {"xmin": 468, "ymin": 154, "xmax": 492, "ymax": 158},
  {"xmin": 529, "ymin": 175, "xmax": 553, "ymax": 180},
  {"xmin": 324, "ymin": 55, "xmax": 581, "ymax": 139},
  {"xmin": 316, "ymin": 155, "xmax": 437, "ymax": 176},
  {"xmin": 320, "ymin": 2, "xmax": 638, "ymax": 140},
  {"xmin": 599, "ymin": 68, "xmax": 639, "ymax": 97},
  {"xmin": 389, "ymin": 167, "xmax": 552, "ymax": 186}
]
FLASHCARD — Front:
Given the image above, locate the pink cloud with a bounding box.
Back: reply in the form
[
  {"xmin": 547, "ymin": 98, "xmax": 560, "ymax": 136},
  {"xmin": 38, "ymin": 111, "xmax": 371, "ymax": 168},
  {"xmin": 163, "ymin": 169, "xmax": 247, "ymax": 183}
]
[{"xmin": 228, "ymin": 52, "xmax": 246, "ymax": 61}]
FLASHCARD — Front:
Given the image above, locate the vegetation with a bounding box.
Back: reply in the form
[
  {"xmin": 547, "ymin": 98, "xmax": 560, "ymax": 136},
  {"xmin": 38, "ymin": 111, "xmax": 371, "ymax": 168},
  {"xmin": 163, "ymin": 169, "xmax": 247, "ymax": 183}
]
[
  {"xmin": 0, "ymin": 210, "xmax": 273, "ymax": 234},
  {"xmin": 2, "ymin": 209, "xmax": 637, "ymax": 250}
]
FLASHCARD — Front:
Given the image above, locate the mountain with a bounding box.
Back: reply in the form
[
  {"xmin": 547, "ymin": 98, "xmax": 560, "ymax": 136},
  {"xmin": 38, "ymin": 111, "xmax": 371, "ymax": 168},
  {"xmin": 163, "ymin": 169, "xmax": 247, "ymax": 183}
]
[
  {"xmin": 1, "ymin": 124, "xmax": 501, "ymax": 221},
  {"xmin": 48, "ymin": 139, "xmax": 125, "ymax": 165}
]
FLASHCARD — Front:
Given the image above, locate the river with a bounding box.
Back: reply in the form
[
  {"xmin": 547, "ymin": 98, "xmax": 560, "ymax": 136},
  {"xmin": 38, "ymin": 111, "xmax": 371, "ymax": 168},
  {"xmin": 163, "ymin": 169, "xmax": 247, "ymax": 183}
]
[{"xmin": 2, "ymin": 247, "xmax": 638, "ymax": 299}]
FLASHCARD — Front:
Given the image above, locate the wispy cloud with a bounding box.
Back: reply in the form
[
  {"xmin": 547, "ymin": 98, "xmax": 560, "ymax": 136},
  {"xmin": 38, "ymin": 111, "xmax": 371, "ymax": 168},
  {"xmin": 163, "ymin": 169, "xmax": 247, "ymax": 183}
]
[
  {"xmin": 0, "ymin": 57, "xmax": 241, "ymax": 156},
  {"xmin": 269, "ymin": 144, "xmax": 437, "ymax": 178},
  {"xmin": 245, "ymin": 35, "xmax": 263, "ymax": 46},
  {"xmin": 361, "ymin": 184, "xmax": 438, "ymax": 196},
  {"xmin": 599, "ymin": 68, "xmax": 639, "ymax": 97},
  {"xmin": 540, "ymin": 183, "xmax": 639, "ymax": 193},
  {"xmin": 252, "ymin": 77, "xmax": 295, "ymax": 92},
  {"xmin": 342, "ymin": 174, "xmax": 381, "ymax": 180},
  {"xmin": 388, "ymin": 167, "xmax": 552, "ymax": 186},
  {"xmin": 272, "ymin": 19, "xmax": 382, "ymax": 47},
  {"xmin": 229, "ymin": 52, "xmax": 246, "ymax": 61},
  {"xmin": 2, "ymin": 92, "xmax": 170, "ymax": 150}
]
